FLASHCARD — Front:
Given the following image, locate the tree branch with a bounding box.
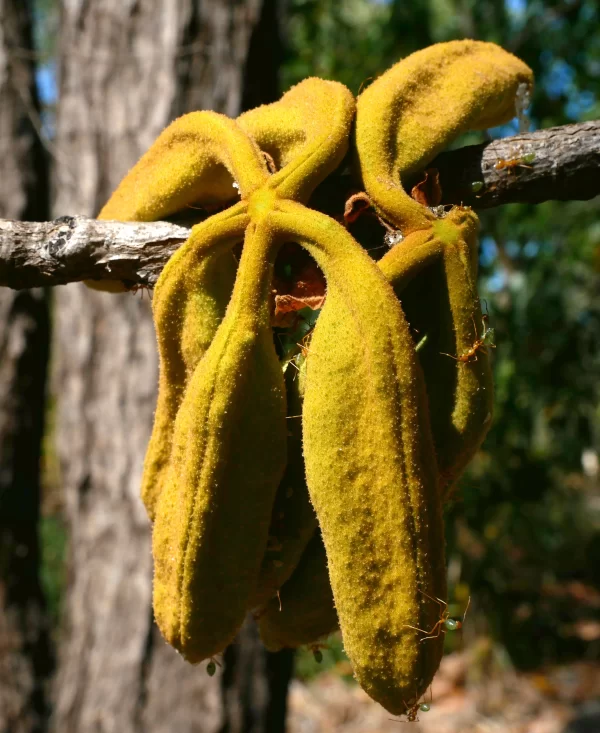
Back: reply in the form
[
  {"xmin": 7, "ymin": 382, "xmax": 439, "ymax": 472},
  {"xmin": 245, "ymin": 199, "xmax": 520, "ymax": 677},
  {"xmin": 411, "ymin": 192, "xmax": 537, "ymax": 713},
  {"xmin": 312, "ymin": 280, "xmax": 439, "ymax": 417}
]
[
  {"xmin": 0, "ymin": 217, "xmax": 191, "ymax": 289},
  {"xmin": 0, "ymin": 121, "xmax": 598, "ymax": 290},
  {"xmin": 433, "ymin": 120, "xmax": 600, "ymax": 208}
]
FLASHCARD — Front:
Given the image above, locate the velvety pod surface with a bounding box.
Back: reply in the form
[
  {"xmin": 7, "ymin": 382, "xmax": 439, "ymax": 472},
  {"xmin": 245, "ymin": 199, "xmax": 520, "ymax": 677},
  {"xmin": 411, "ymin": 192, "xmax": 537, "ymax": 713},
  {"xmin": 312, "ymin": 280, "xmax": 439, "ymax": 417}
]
[{"xmin": 94, "ymin": 40, "xmax": 535, "ymax": 715}]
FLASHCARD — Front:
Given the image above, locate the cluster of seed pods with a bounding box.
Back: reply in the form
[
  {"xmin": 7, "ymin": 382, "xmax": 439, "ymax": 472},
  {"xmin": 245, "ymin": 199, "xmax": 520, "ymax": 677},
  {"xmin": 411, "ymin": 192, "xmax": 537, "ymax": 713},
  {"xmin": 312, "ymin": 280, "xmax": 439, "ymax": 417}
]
[{"xmin": 98, "ymin": 41, "xmax": 533, "ymax": 715}]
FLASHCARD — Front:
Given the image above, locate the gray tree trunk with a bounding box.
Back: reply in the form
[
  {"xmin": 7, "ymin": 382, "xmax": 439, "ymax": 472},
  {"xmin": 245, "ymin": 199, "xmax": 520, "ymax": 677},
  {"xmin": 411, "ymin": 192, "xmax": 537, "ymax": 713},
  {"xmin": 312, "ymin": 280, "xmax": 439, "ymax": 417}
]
[
  {"xmin": 51, "ymin": 2, "xmax": 290, "ymax": 732},
  {"xmin": 0, "ymin": 1, "xmax": 53, "ymax": 732}
]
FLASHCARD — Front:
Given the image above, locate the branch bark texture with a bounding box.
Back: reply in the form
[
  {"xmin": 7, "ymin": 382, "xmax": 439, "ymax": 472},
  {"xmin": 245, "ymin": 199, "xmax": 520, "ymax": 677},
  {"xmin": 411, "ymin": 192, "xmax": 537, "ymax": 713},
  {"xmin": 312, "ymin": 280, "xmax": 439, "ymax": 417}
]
[
  {"xmin": 433, "ymin": 120, "xmax": 600, "ymax": 208},
  {"xmin": 0, "ymin": 120, "xmax": 598, "ymax": 291},
  {"xmin": 0, "ymin": 217, "xmax": 190, "ymax": 289}
]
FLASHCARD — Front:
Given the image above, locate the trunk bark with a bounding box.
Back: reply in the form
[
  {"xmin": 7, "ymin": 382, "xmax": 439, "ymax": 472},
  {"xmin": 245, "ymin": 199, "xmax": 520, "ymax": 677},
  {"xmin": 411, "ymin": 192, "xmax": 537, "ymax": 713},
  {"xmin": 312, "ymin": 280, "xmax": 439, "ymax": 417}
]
[
  {"xmin": 51, "ymin": 2, "xmax": 290, "ymax": 732},
  {"xmin": 0, "ymin": 1, "xmax": 53, "ymax": 732}
]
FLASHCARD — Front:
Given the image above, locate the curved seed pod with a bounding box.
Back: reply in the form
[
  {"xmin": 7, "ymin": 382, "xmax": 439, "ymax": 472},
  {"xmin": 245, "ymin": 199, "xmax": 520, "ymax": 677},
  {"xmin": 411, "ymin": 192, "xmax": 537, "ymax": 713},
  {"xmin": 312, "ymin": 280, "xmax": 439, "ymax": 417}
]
[
  {"xmin": 250, "ymin": 367, "xmax": 318, "ymax": 608},
  {"xmin": 100, "ymin": 112, "xmax": 268, "ymax": 222},
  {"xmin": 271, "ymin": 200, "xmax": 446, "ymax": 715},
  {"xmin": 258, "ymin": 531, "xmax": 337, "ymax": 652},
  {"xmin": 379, "ymin": 207, "xmax": 494, "ymax": 495},
  {"xmin": 91, "ymin": 112, "xmax": 265, "ymax": 293},
  {"xmin": 356, "ymin": 40, "xmax": 533, "ymax": 231},
  {"xmin": 355, "ymin": 42, "xmax": 531, "ymax": 493},
  {"xmin": 152, "ymin": 220, "xmax": 287, "ymax": 663},
  {"xmin": 238, "ymin": 78, "xmax": 355, "ymax": 202},
  {"xmin": 141, "ymin": 204, "xmax": 248, "ymax": 519}
]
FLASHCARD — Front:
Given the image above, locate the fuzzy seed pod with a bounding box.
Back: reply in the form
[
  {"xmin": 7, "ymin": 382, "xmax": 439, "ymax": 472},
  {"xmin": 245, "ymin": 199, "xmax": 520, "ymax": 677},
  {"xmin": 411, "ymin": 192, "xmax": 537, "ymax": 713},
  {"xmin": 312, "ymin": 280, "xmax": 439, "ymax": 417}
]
[
  {"xmin": 379, "ymin": 208, "xmax": 494, "ymax": 494},
  {"xmin": 238, "ymin": 78, "xmax": 355, "ymax": 202},
  {"xmin": 100, "ymin": 111, "xmax": 269, "ymax": 221},
  {"xmin": 98, "ymin": 113, "xmax": 270, "ymax": 511},
  {"xmin": 250, "ymin": 367, "xmax": 318, "ymax": 608},
  {"xmin": 141, "ymin": 205, "xmax": 248, "ymax": 518},
  {"xmin": 152, "ymin": 221, "xmax": 287, "ymax": 663},
  {"xmin": 356, "ymin": 41, "xmax": 533, "ymax": 492},
  {"xmin": 91, "ymin": 111, "xmax": 268, "ymax": 292},
  {"xmin": 356, "ymin": 40, "xmax": 534, "ymax": 232},
  {"xmin": 258, "ymin": 531, "xmax": 338, "ymax": 652},
  {"xmin": 271, "ymin": 200, "xmax": 446, "ymax": 715}
]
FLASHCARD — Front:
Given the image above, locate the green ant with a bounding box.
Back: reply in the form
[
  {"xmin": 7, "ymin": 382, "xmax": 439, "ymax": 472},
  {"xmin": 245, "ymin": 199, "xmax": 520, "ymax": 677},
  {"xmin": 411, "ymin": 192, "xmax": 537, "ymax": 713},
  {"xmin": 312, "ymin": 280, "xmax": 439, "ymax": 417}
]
[
  {"xmin": 390, "ymin": 688, "xmax": 433, "ymax": 723},
  {"xmin": 206, "ymin": 657, "xmax": 222, "ymax": 677},
  {"xmin": 403, "ymin": 589, "xmax": 470, "ymax": 641},
  {"xmin": 441, "ymin": 300, "xmax": 495, "ymax": 364}
]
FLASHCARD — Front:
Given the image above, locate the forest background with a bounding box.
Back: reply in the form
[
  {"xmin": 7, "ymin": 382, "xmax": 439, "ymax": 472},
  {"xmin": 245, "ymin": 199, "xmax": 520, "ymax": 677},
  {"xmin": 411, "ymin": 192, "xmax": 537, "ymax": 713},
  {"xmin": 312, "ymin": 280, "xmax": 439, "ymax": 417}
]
[{"xmin": 0, "ymin": 0, "xmax": 598, "ymax": 731}]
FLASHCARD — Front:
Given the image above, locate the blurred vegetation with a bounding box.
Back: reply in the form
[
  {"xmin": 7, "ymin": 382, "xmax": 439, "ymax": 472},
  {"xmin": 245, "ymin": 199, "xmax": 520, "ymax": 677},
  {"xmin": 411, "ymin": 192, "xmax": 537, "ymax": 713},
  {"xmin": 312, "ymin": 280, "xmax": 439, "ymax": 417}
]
[
  {"xmin": 284, "ymin": 0, "xmax": 600, "ymax": 676},
  {"xmin": 39, "ymin": 515, "xmax": 67, "ymax": 629}
]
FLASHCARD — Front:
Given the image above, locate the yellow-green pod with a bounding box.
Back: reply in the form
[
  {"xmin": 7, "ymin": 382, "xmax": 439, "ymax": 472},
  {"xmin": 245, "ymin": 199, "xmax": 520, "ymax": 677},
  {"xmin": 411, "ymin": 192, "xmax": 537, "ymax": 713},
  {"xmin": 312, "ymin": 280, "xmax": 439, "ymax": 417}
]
[
  {"xmin": 100, "ymin": 111, "xmax": 268, "ymax": 222},
  {"xmin": 355, "ymin": 40, "xmax": 533, "ymax": 231},
  {"xmin": 152, "ymin": 220, "xmax": 287, "ymax": 663},
  {"xmin": 250, "ymin": 367, "xmax": 318, "ymax": 608},
  {"xmin": 141, "ymin": 204, "xmax": 248, "ymax": 519},
  {"xmin": 379, "ymin": 207, "xmax": 494, "ymax": 495},
  {"xmin": 355, "ymin": 41, "xmax": 531, "ymax": 492},
  {"xmin": 90, "ymin": 111, "xmax": 267, "ymax": 291},
  {"xmin": 271, "ymin": 200, "xmax": 446, "ymax": 715},
  {"xmin": 258, "ymin": 531, "xmax": 338, "ymax": 652},
  {"xmin": 238, "ymin": 78, "xmax": 355, "ymax": 202}
]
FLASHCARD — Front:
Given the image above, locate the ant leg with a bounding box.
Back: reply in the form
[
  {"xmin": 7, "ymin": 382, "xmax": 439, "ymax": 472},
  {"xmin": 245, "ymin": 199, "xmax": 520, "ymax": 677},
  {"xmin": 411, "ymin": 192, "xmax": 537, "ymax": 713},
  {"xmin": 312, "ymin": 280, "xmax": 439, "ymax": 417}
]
[
  {"xmin": 462, "ymin": 596, "xmax": 471, "ymax": 625},
  {"xmin": 440, "ymin": 351, "xmax": 461, "ymax": 361},
  {"xmin": 418, "ymin": 588, "xmax": 448, "ymax": 610},
  {"xmin": 471, "ymin": 313, "xmax": 479, "ymax": 339},
  {"xmin": 402, "ymin": 621, "xmax": 445, "ymax": 638},
  {"xmin": 420, "ymin": 622, "xmax": 445, "ymax": 642},
  {"xmin": 402, "ymin": 623, "xmax": 435, "ymax": 635}
]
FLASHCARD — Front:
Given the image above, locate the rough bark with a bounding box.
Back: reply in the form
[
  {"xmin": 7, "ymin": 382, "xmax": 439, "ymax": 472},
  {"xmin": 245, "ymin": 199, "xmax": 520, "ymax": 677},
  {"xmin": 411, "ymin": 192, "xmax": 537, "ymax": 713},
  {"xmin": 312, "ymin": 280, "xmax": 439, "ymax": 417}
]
[
  {"xmin": 0, "ymin": 119, "xmax": 598, "ymax": 291},
  {"xmin": 0, "ymin": 217, "xmax": 190, "ymax": 290},
  {"xmin": 431, "ymin": 120, "xmax": 600, "ymax": 208},
  {"xmin": 50, "ymin": 2, "xmax": 289, "ymax": 733},
  {"xmin": 0, "ymin": 1, "xmax": 53, "ymax": 732}
]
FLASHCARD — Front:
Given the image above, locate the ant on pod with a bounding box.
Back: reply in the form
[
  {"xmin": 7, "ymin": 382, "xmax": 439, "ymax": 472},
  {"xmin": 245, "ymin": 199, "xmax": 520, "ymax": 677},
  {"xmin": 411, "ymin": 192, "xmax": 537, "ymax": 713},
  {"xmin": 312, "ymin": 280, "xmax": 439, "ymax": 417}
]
[
  {"xmin": 441, "ymin": 301, "xmax": 496, "ymax": 365},
  {"xmin": 403, "ymin": 589, "xmax": 470, "ymax": 642},
  {"xmin": 390, "ymin": 688, "xmax": 433, "ymax": 724},
  {"xmin": 307, "ymin": 642, "xmax": 329, "ymax": 664},
  {"xmin": 206, "ymin": 657, "xmax": 222, "ymax": 676}
]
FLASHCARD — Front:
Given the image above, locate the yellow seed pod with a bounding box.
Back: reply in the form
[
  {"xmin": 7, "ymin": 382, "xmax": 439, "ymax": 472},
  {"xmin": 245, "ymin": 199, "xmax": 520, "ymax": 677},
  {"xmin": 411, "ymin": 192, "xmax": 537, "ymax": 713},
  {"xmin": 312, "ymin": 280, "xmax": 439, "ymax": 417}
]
[
  {"xmin": 100, "ymin": 111, "xmax": 268, "ymax": 222},
  {"xmin": 379, "ymin": 207, "xmax": 494, "ymax": 495},
  {"xmin": 270, "ymin": 200, "xmax": 446, "ymax": 714},
  {"xmin": 89, "ymin": 112, "xmax": 267, "ymax": 292},
  {"xmin": 250, "ymin": 367, "xmax": 318, "ymax": 608},
  {"xmin": 355, "ymin": 41, "xmax": 531, "ymax": 492},
  {"xmin": 141, "ymin": 204, "xmax": 248, "ymax": 519},
  {"xmin": 356, "ymin": 40, "xmax": 533, "ymax": 231},
  {"xmin": 152, "ymin": 221, "xmax": 287, "ymax": 663},
  {"xmin": 238, "ymin": 78, "xmax": 355, "ymax": 202},
  {"xmin": 258, "ymin": 531, "xmax": 338, "ymax": 652}
]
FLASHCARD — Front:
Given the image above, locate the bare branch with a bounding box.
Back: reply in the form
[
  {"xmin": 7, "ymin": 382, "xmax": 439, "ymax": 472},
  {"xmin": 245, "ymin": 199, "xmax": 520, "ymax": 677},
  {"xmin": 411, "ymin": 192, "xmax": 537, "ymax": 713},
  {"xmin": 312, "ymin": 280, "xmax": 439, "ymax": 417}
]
[
  {"xmin": 0, "ymin": 121, "xmax": 598, "ymax": 290},
  {"xmin": 433, "ymin": 120, "xmax": 600, "ymax": 208},
  {"xmin": 0, "ymin": 217, "xmax": 190, "ymax": 289}
]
